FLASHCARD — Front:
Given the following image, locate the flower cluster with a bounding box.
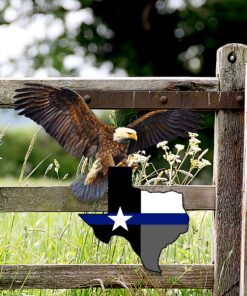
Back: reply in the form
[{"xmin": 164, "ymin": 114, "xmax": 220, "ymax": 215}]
[
  {"xmin": 188, "ymin": 133, "xmax": 211, "ymax": 170},
  {"xmin": 191, "ymin": 158, "xmax": 211, "ymax": 169},
  {"xmin": 175, "ymin": 144, "xmax": 185, "ymax": 152},
  {"xmin": 157, "ymin": 140, "xmax": 169, "ymax": 150},
  {"xmin": 130, "ymin": 132, "xmax": 211, "ymax": 186},
  {"xmin": 188, "ymin": 132, "xmax": 201, "ymax": 155},
  {"xmin": 127, "ymin": 151, "xmax": 150, "ymax": 167}
]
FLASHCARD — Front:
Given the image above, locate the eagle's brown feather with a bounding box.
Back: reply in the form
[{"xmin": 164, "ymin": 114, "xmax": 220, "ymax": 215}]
[
  {"xmin": 14, "ymin": 83, "xmax": 201, "ymax": 201},
  {"xmin": 14, "ymin": 83, "xmax": 110, "ymax": 158},
  {"xmin": 127, "ymin": 110, "xmax": 201, "ymax": 154}
]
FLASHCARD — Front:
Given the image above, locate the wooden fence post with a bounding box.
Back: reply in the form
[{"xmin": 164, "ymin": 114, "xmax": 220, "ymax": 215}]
[
  {"xmin": 214, "ymin": 43, "xmax": 247, "ymax": 295},
  {"xmin": 240, "ymin": 63, "xmax": 247, "ymax": 295}
]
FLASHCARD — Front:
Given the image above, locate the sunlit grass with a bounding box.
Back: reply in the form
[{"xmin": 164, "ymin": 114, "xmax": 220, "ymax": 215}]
[
  {"xmin": 0, "ymin": 127, "xmax": 213, "ymax": 295},
  {"xmin": 0, "ymin": 196, "xmax": 213, "ymax": 295},
  {"xmin": 0, "ymin": 179, "xmax": 212, "ymax": 295},
  {"xmin": 0, "ymin": 176, "xmax": 71, "ymax": 186},
  {"xmin": 0, "ymin": 210, "xmax": 212, "ymax": 266}
]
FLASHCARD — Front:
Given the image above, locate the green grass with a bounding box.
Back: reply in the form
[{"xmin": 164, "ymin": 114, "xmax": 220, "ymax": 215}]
[
  {"xmin": 0, "ymin": 128, "xmax": 213, "ymax": 295},
  {"xmin": 0, "ymin": 211, "xmax": 212, "ymax": 266},
  {"xmin": 0, "ymin": 176, "xmax": 71, "ymax": 187},
  {"xmin": 0, "ymin": 182, "xmax": 213, "ymax": 295}
]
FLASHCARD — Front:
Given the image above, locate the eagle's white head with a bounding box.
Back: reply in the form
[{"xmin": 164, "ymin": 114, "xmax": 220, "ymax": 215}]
[{"xmin": 113, "ymin": 127, "xmax": 137, "ymax": 143}]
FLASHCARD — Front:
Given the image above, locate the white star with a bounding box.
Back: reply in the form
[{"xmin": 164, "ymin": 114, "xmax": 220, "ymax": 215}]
[{"xmin": 108, "ymin": 207, "xmax": 132, "ymax": 231}]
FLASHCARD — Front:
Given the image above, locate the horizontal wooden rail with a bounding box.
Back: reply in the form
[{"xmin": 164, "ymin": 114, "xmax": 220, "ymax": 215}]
[
  {"xmin": 0, "ymin": 264, "xmax": 214, "ymax": 289},
  {"xmin": 71, "ymin": 90, "xmax": 244, "ymax": 110},
  {"xmin": 1, "ymin": 77, "xmax": 241, "ymax": 110},
  {"xmin": 0, "ymin": 185, "xmax": 215, "ymax": 212}
]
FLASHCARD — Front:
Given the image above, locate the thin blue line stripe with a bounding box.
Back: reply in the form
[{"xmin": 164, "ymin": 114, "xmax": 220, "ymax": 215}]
[{"xmin": 79, "ymin": 213, "xmax": 189, "ymax": 225}]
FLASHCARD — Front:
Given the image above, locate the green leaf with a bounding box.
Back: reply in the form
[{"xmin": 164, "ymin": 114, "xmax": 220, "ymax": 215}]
[{"xmin": 178, "ymin": 170, "xmax": 193, "ymax": 178}]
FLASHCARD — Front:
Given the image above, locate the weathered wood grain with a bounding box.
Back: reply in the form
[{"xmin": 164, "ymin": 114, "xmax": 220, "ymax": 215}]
[
  {"xmin": 0, "ymin": 264, "xmax": 214, "ymax": 289},
  {"xmin": 214, "ymin": 43, "xmax": 247, "ymax": 296},
  {"xmin": 0, "ymin": 77, "xmax": 218, "ymax": 109},
  {"xmin": 240, "ymin": 63, "xmax": 247, "ymax": 295},
  {"xmin": 0, "ymin": 185, "xmax": 215, "ymax": 212},
  {"xmin": 132, "ymin": 90, "xmax": 243, "ymax": 110},
  {"xmin": 6, "ymin": 89, "xmax": 245, "ymax": 110}
]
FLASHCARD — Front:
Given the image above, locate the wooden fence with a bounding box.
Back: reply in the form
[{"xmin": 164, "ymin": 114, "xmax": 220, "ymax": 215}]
[{"xmin": 0, "ymin": 43, "xmax": 246, "ymax": 295}]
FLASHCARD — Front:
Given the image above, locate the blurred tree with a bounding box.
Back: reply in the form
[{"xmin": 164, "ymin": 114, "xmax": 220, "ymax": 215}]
[
  {"xmin": 80, "ymin": 0, "xmax": 247, "ymax": 76},
  {"xmin": 0, "ymin": 0, "xmax": 246, "ymax": 77}
]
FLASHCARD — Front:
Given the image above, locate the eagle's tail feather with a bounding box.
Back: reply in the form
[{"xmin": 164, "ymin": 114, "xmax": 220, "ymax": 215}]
[{"xmin": 71, "ymin": 175, "xmax": 108, "ymax": 201}]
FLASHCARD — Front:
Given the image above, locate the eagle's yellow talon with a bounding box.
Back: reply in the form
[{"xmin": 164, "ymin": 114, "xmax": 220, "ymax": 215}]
[{"xmin": 116, "ymin": 161, "xmax": 126, "ymax": 167}]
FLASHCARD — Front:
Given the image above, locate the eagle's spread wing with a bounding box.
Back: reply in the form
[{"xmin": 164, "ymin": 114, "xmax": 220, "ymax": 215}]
[
  {"xmin": 127, "ymin": 110, "xmax": 201, "ymax": 154},
  {"xmin": 14, "ymin": 83, "xmax": 107, "ymax": 158}
]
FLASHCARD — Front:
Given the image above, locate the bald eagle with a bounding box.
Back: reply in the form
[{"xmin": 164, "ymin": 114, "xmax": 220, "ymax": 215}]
[{"xmin": 14, "ymin": 83, "xmax": 200, "ymax": 201}]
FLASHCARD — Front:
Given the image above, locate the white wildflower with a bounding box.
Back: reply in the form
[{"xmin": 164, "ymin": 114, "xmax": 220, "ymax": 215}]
[
  {"xmin": 190, "ymin": 158, "xmax": 211, "ymax": 169},
  {"xmin": 165, "ymin": 168, "xmax": 175, "ymax": 176},
  {"xmin": 201, "ymin": 158, "xmax": 211, "ymax": 167},
  {"xmin": 175, "ymin": 144, "xmax": 185, "ymax": 152},
  {"xmin": 165, "ymin": 152, "xmax": 180, "ymax": 165},
  {"xmin": 188, "ymin": 132, "xmax": 199, "ymax": 138},
  {"xmin": 165, "ymin": 169, "xmax": 171, "ymax": 175},
  {"xmin": 190, "ymin": 159, "xmax": 201, "ymax": 168},
  {"xmin": 127, "ymin": 153, "xmax": 150, "ymax": 166},
  {"xmin": 157, "ymin": 140, "xmax": 169, "ymax": 150},
  {"xmin": 197, "ymin": 161, "xmax": 206, "ymax": 169},
  {"xmin": 188, "ymin": 145, "xmax": 202, "ymax": 155},
  {"xmin": 136, "ymin": 150, "xmax": 146, "ymax": 155},
  {"xmin": 189, "ymin": 138, "xmax": 201, "ymax": 146},
  {"xmin": 131, "ymin": 130, "xmax": 211, "ymax": 187}
]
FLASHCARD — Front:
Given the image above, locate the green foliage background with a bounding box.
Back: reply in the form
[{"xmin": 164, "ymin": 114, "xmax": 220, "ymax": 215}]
[
  {"xmin": 0, "ymin": 128, "xmax": 78, "ymax": 180},
  {"xmin": 1, "ymin": 0, "xmax": 246, "ymax": 77}
]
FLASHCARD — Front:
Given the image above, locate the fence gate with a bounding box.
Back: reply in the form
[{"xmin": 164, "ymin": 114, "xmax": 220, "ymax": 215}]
[{"xmin": 0, "ymin": 43, "xmax": 247, "ymax": 295}]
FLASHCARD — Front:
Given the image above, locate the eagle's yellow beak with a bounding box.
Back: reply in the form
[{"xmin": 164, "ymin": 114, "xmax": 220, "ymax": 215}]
[{"xmin": 130, "ymin": 133, "xmax": 138, "ymax": 141}]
